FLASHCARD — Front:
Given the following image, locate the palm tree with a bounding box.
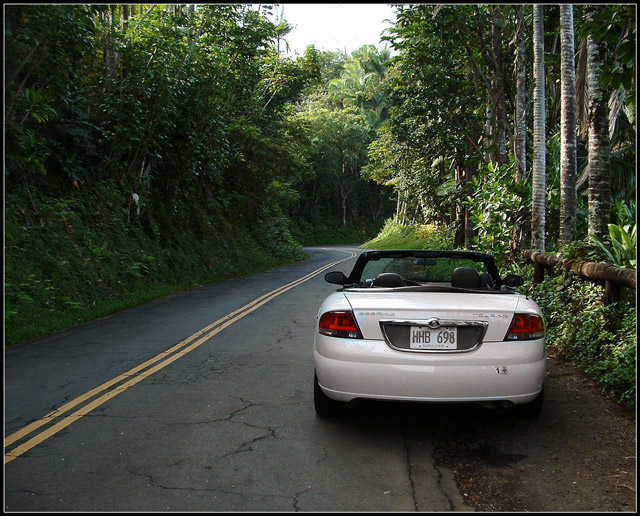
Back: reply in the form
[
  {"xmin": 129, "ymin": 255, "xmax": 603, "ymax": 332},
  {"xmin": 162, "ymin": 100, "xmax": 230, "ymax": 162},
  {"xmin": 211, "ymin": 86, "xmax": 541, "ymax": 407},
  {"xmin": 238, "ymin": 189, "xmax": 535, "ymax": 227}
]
[
  {"xmin": 532, "ymin": 5, "xmax": 546, "ymax": 252},
  {"xmin": 491, "ymin": 6, "xmax": 508, "ymax": 165},
  {"xmin": 559, "ymin": 4, "xmax": 577, "ymax": 244},
  {"xmin": 585, "ymin": 5, "xmax": 612, "ymax": 240},
  {"xmin": 328, "ymin": 62, "xmax": 370, "ymax": 108},
  {"xmin": 327, "ymin": 48, "xmax": 391, "ymax": 130},
  {"xmin": 513, "ymin": 5, "xmax": 527, "ymax": 183}
]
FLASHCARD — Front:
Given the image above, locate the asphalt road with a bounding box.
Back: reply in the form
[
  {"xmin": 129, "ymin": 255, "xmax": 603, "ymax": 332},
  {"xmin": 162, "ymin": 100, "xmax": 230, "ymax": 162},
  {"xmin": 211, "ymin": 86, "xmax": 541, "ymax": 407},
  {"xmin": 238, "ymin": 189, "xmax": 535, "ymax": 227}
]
[
  {"xmin": 4, "ymin": 246, "xmax": 469, "ymax": 512},
  {"xmin": 5, "ymin": 246, "xmax": 635, "ymax": 512}
]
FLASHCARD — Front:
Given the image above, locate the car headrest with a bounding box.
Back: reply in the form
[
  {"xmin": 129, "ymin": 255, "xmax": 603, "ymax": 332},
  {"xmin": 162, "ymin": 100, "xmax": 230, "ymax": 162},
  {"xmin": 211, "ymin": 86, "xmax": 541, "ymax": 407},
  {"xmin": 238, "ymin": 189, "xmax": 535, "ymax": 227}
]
[
  {"xmin": 480, "ymin": 272, "xmax": 495, "ymax": 289},
  {"xmin": 451, "ymin": 267, "xmax": 481, "ymax": 289},
  {"xmin": 374, "ymin": 273, "xmax": 406, "ymax": 288}
]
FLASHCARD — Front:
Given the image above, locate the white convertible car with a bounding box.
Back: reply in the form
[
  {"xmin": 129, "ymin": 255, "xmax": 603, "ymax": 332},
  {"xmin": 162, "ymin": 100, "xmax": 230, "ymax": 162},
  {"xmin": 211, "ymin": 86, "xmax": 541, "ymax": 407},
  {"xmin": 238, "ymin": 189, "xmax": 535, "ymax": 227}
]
[{"xmin": 314, "ymin": 250, "xmax": 546, "ymax": 417}]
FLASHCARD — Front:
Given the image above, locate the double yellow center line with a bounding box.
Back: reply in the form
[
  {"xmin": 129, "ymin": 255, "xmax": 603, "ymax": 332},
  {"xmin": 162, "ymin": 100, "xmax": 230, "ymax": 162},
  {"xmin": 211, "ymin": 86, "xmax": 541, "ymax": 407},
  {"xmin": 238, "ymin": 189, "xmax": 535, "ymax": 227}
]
[{"xmin": 4, "ymin": 250, "xmax": 356, "ymax": 464}]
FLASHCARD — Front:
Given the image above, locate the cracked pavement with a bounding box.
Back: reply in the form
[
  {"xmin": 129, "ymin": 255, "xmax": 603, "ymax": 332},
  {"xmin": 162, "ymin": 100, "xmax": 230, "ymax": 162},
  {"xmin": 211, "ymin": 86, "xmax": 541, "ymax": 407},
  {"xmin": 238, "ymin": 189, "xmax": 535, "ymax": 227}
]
[
  {"xmin": 8, "ymin": 246, "xmax": 632, "ymax": 512},
  {"xmin": 5, "ymin": 247, "xmax": 469, "ymax": 511}
]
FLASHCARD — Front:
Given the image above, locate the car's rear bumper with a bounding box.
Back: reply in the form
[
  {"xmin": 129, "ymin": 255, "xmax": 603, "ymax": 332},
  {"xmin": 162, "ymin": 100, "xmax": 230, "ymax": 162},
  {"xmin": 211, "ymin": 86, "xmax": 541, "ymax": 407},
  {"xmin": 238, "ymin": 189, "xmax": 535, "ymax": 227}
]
[{"xmin": 314, "ymin": 335, "xmax": 546, "ymax": 405}]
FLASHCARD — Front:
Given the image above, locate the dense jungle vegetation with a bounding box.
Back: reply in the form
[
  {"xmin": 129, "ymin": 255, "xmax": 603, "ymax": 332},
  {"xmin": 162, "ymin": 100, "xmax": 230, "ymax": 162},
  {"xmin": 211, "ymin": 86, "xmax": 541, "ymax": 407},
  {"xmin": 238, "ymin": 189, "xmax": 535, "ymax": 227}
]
[{"xmin": 4, "ymin": 5, "xmax": 636, "ymax": 404}]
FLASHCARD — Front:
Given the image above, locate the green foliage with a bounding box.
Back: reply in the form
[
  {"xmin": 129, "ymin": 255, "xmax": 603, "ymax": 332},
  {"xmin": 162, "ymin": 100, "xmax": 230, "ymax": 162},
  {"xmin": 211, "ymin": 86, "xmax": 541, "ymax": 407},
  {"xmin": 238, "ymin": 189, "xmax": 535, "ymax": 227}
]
[
  {"xmin": 372, "ymin": 4, "xmax": 635, "ymax": 259},
  {"xmin": 592, "ymin": 224, "xmax": 637, "ymax": 269},
  {"xmin": 590, "ymin": 200, "xmax": 637, "ymax": 269},
  {"xmin": 524, "ymin": 273, "xmax": 636, "ymax": 407},
  {"xmin": 387, "ymin": 5, "xmax": 488, "ymax": 150},
  {"xmin": 4, "ymin": 180, "xmax": 305, "ymax": 346},
  {"xmin": 4, "ymin": 5, "xmax": 393, "ymax": 346},
  {"xmin": 578, "ymin": 4, "xmax": 636, "ymax": 103},
  {"xmin": 289, "ymin": 217, "xmax": 374, "ymax": 246},
  {"xmin": 360, "ymin": 218, "xmax": 455, "ymax": 250},
  {"xmin": 327, "ymin": 45, "xmax": 391, "ymax": 129},
  {"xmin": 291, "ymin": 105, "xmax": 379, "ymax": 226},
  {"xmin": 465, "ymin": 160, "xmax": 530, "ymax": 266},
  {"xmin": 5, "ymin": 5, "xmax": 99, "ymax": 186}
]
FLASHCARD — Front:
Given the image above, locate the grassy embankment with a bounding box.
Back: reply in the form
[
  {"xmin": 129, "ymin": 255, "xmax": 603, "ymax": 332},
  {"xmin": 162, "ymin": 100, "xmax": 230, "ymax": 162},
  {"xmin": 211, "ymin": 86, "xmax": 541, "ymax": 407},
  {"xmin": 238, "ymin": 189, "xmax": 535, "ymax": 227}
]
[
  {"xmin": 4, "ymin": 180, "xmax": 370, "ymax": 347},
  {"xmin": 360, "ymin": 218, "xmax": 455, "ymax": 250}
]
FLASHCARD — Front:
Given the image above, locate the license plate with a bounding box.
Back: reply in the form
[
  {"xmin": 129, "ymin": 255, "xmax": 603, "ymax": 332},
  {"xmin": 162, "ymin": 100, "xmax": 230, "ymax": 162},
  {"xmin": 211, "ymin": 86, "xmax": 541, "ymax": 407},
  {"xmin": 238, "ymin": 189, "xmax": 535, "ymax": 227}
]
[{"xmin": 410, "ymin": 326, "xmax": 457, "ymax": 350}]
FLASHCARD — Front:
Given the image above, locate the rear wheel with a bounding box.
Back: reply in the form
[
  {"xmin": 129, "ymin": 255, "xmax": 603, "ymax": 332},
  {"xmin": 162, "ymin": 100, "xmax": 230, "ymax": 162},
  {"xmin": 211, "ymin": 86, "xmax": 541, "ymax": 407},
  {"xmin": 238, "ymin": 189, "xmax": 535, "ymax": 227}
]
[{"xmin": 314, "ymin": 371, "xmax": 345, "ymax": 416}]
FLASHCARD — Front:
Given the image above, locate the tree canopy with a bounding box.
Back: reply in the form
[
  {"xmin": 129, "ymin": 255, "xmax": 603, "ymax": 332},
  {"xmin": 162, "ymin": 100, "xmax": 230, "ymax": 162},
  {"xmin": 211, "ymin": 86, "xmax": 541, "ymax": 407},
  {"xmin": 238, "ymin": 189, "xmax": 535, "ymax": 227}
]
[{"xmin": 4, "ymin": 4, "xmax": 636, "ymax": 348}]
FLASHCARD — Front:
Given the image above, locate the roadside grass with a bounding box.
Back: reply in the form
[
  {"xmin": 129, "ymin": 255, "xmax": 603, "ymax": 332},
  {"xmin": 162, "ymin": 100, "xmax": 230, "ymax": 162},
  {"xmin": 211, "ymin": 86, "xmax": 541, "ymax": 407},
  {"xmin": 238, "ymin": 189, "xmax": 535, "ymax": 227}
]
[
  {"xmin": 5, "ymin": 231, "xmax": 298, "ymax": 347},
  {"xmin": 6, "ymin": 283, "xmax": 184, "ymax": 345},
  {"xmin": 4, "ymin": 183, "xmax": 305, "ymax": 347},
  {"xmin": 360, "ymin": 218, "xmax": 455, "ymax": 250},
  {"xmin": 5, "ymin": 185, "xmax": 383, "ymax": 347}
]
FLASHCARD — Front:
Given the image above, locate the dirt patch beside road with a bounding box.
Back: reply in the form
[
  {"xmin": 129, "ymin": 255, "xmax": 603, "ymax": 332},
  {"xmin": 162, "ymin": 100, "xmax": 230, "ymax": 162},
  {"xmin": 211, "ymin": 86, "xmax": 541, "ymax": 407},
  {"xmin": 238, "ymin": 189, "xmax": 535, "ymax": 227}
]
[{"xmin": 434, "ymin": 355, "xmax": 636, "ymax": 511}]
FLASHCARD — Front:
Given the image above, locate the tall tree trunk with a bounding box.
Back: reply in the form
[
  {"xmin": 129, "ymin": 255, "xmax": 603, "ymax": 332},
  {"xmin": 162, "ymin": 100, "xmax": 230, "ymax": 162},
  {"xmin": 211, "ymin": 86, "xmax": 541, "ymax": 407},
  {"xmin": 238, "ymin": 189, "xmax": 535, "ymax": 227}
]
[
  {"xmin": 451, "ymin": 163, "xmax": 466, "ymax": 248},
  {"xmin": 484, "ymin": 102, "xmax": 493, "ymax": 162},
  {"xmin": 397, "ymin": 190, "xmax": 408, "ymax": 225},
  {"xmin": 585, "ymin": 6, "xmax": 612, "ymax": 240},
  {"xmin": 463, "ymin": 163, "xmax": 475, "ymax": 248},
  {"xmin": 514, "ymin": 5, "xmax": 527, "ymax": 183},
  {"xmin": 122, "ymin": 4, "xmax": 130, "ymax": 30},
  {"xmin": 560, "ymin": 4, "xmax": 578, "ymax": 244},
  {"xmin": 514, "ymin": 6, "xmax": 528, "ymax": 248},
  {"xmin": 532, "ymin": 5, "xmax": 546, "ymax": 252},
  {"xmin": 339, "ymin": 163, "xmax": 348, "ymax": 227},
  {"xmin": 463, "ymin": 131, "xmax": 479, "ymax": 248},
  {"xmin": 491, "ymin": 6, "xmax": 508, "ymax": 165},
  {"xmin": 104, "ymin": 5, "xmax": 119, "ymax": 88}
]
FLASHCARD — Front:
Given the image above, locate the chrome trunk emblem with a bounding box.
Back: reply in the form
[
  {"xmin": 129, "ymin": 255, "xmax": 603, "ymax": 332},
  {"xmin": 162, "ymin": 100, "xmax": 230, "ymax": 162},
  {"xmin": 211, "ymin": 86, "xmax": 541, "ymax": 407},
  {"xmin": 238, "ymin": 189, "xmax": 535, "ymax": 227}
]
[{"xmin": 426, "ymin": 318, "xmax": 441, "ymax": 329}]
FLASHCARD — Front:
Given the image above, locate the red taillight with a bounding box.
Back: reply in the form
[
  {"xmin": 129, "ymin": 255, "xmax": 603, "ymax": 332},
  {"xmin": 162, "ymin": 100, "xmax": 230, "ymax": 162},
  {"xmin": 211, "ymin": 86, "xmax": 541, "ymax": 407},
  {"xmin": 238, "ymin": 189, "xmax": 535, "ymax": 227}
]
[
  {"xmin": 319, "ymin": 311, "xmax": 363, "ymax": 339},
  {"xmin": 505, "ymin": 313, "xmax": 545, "ymax": 340}
]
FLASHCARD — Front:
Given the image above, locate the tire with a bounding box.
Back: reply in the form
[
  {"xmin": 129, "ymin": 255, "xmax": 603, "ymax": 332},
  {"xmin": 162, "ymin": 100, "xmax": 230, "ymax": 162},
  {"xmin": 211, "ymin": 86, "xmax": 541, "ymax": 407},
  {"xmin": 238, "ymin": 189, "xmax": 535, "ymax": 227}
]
[
  {"xmin": 513, "ymin": 387, "xmax": 544, "ymax": 418},
  {"xmin": 314, "ymin": 371, "xmax": 345, "ymax": 417}
]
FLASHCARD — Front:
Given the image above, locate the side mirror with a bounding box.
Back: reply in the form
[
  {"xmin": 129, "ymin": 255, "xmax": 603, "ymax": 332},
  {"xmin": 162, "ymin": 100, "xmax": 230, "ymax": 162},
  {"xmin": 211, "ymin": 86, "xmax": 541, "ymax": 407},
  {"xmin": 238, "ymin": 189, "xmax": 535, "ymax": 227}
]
[
  {"xmin": 325, "ymin": 271, "xmax": 348, "ymax": 285},
  {"xmin": 503, "ymin": 274, "xmax": 524, "ymax": 287}
]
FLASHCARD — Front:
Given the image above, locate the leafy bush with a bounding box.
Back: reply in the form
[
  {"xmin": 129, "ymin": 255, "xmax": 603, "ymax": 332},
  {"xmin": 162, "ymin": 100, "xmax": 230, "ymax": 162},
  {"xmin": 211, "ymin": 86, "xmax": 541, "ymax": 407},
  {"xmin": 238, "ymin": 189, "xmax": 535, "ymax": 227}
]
[
  {"xmin": 465, "ymin": 160, "xmax": 530, "ymax": 266},
  {"xmin": 592, "ymin": 224, "xmax": 637, "ymax": 268},
  {"xmin": 523, "ymin": 272, "xmax": 636, "ymax": 407},
  {"xmin": 254, "ymin": 211, "xmax": 305, "ymax": 261}
]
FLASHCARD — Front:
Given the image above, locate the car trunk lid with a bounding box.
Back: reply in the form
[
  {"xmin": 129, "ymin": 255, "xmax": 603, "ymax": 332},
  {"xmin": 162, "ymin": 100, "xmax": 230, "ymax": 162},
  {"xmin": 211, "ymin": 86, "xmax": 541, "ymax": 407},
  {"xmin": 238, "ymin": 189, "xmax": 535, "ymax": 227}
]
[{"xmin": 344, "ymin": 290, "xmax": 520, "ymax": 344}]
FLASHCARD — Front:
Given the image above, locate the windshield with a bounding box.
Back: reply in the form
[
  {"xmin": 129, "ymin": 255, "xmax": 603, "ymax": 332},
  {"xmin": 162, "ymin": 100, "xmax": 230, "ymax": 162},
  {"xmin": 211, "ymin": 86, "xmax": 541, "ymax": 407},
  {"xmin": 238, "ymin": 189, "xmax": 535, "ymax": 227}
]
[{"xmin": 361, "ymin": 256, "xmax": 489, "ymax": 284}]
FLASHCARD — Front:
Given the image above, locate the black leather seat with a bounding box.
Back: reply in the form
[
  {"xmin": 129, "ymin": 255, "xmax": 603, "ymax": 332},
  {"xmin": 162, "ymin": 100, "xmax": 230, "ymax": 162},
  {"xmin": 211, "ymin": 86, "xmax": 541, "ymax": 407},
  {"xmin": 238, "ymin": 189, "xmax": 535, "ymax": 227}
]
[
  {"xmin": 374, "ymin": 272, "xmax": 406, "ymax": 288},
  {"xmin": 451, "ymin": 267, "xmax": 481, "ymax": 289}
]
